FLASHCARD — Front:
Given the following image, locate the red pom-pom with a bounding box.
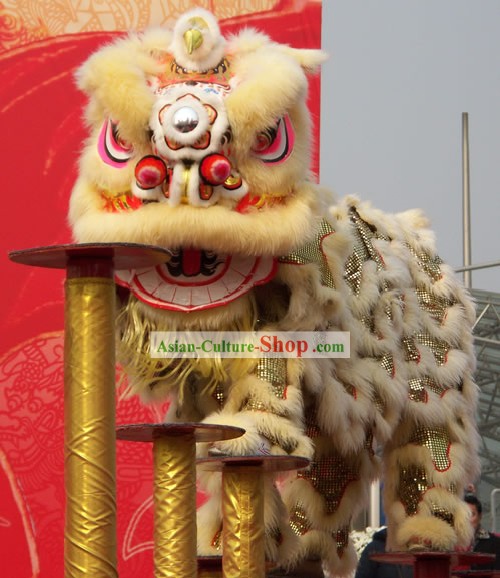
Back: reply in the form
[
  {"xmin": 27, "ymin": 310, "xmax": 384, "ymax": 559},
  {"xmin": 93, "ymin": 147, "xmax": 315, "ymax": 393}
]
[
  {"xmin": 135, "ymin": 155, "xmax": 167, "ymax": 189},
  {"xmin": 199, "ymin": 154, "xmax": 231, "ymax": 185}
]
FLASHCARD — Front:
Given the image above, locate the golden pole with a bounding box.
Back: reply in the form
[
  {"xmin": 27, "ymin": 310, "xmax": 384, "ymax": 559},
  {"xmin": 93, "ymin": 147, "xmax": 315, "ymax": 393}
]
[
  {"xmin": 153, "ymin": 433, "xmax": 197, "ymax": 578},
  {"xmin": 116, "ymin": 423, "xmax": 245, "ymax": 578},
  {"xmin": 196, "ymin": 456, "xmax": 309, "ymax": 578},
  {"xmin": 222, "ymin": 466, "xmax": 265, "ymax": 578},
  {"xmin": 64, "ymin": 260, "xmax": 117, "ymax": 578},
  {"xmin": 9, "ymin": 243, "xmax": 174, "ymax": 578}
]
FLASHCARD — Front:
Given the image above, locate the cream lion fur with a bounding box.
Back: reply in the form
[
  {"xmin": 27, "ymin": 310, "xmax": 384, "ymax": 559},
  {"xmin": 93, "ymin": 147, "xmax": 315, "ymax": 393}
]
[{"xmin": 69, "ymin": 8, "xmax": 480, "ymax": 577}]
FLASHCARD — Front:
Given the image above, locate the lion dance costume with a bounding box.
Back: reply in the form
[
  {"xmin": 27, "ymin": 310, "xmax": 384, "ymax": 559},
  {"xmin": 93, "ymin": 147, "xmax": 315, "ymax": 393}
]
[{"xmin": 69, "ymin": 9, "xmax": 480, "ymax": 577}]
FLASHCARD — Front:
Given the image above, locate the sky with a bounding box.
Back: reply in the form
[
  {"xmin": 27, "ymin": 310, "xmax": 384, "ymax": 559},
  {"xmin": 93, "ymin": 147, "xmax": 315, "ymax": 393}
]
[{"xmin": 320, "ymin": 0, "xmax": 500, "ymax": 291}]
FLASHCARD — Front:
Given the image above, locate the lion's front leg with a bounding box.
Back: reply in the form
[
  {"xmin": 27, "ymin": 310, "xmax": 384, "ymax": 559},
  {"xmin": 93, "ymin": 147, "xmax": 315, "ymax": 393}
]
[{"xmin": 196, "ymin": 357, "xmax": 314, "ymax": 565}]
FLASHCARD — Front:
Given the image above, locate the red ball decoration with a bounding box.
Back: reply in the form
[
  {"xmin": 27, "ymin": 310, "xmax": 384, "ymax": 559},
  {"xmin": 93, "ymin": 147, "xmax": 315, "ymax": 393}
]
[
  {"xmin": 199, "ymin": 154, "xmax": 231, "ymax": 185},
  {"xmin": 135, "ymin": 155, "xmax": 168, "ymax": 189}
]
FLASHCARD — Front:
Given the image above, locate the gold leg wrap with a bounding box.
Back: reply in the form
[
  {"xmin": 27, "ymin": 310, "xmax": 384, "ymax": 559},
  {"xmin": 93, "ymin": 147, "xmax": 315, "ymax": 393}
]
[
  {"xmin": 64, "ymin": 277, "xmax": 117, "ymax": 577},
  {"xmin": 222, "ymin": 467, "xmax": 265, "ymax": 578},
  {"xmin": 153, "ymin": 435, "xmax": 197, "ymax": 578}
]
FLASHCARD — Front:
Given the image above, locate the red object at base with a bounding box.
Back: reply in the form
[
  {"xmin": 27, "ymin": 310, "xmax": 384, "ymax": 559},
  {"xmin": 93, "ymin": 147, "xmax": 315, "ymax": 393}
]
[{"xmin": 371, "ymin": 551, "xmax": 496, "ymax": 578}]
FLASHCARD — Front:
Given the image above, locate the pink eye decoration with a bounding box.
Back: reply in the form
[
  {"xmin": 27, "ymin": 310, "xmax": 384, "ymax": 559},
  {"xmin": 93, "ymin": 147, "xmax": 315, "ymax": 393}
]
[
  {"xmin": 251, "ymin": 116, "xmax": 295, "ymax": 164},
  {"xmin": 97, "ymin": 119, "xmax": 134, "ymax": 168}
]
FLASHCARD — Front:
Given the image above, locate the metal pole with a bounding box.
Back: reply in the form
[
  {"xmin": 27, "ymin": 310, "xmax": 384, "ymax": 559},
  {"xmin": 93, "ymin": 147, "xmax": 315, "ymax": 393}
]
[
  {"xmin": 455, "ymin": 260, "xmax": 500, "ymax": 273},
  {"xmin": 153, "ymin": 434, "xmax": 197, "ymax": 578},
  {"xmin": 490, "ymin": 488, "xmax": 500, "ymax": 533},
  {"xmin": 222, "ymin": 466, "xmax": 265, "ymax": 578},
  {"xmin": 462, "ymin": 113, "xmax": 472, "ymax": 289},
  {"xmin": 369, "ymin": 481, "xmax": 381, "ymax": 528},
  {"xmin": 64, "ymin": 260, "xmax": 117, "ymax": 578}
]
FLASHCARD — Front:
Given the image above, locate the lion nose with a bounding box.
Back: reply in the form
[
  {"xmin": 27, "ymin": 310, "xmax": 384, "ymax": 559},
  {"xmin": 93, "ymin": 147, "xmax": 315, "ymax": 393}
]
[{"xmin": 172, "ymin": 106, "xmax": 200, "ymax": 133}]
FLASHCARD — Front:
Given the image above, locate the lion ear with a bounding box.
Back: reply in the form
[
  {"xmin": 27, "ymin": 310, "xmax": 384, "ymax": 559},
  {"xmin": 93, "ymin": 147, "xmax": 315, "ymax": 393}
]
[
  {"xmin": 277, "ymin": 46, "xmax": 328, "ymax": 73},
  {"xmin": 75, "ymin": 32, "xmax": 163, "ymax": 145}
]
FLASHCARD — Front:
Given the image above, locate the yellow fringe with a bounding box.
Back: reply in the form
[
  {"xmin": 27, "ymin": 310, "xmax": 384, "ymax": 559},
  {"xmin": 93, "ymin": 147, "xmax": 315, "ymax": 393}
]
[{"xmin": 117, "ymin": 296, "xmax": 258, "ymax": 405}]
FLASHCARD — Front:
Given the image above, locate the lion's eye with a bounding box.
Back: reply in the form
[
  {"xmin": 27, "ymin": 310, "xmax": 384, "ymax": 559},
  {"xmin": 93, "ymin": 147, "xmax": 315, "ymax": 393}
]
[
  {"xmin": 252, "ymin": 126, "xmax": 278, "ymax": 152},
  {"xmin": 220, "ymin": 129, "xmax": 232, "ymax": 147},
  {"xmin": 97, "ymin": 119, "xmax": 134, "ymax": 168},
  {"xmin": 250, "ymin": 116, "xmax": 294, "ymax": 164}
]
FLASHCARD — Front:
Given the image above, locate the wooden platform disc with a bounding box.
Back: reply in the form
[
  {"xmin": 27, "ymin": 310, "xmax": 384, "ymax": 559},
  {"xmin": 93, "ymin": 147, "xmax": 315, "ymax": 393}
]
[
  {"xmin": 197, "ymin": 556, "xmax": 222, "ymax": 569},
  {"xmin": 451, "ymin": 569, "xmax": 500, "ymax": 578},
  {"xmin": 371, "ymin": 550, "xmax": 496, "ymax": 566},
  {"xmin": 197, "ymin": 557, "xmax": 324, "ymax": 578},
  {"xmin": 116, "ymin": 422, "xmax": 245, "ymax": 444},
  {"xmin": 197, "ymin": 455, "xmax": 310, "ymax": 473},
  {"xmin": 8, "ymin": 242, "xmax": 171, "ymax": 270}
]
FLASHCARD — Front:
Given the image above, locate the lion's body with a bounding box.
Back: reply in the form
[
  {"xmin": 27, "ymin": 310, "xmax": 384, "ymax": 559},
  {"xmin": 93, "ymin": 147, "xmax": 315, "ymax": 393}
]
[{"xmin": 69, "ymin": 9, "xmax": 480, "ymax": 576}]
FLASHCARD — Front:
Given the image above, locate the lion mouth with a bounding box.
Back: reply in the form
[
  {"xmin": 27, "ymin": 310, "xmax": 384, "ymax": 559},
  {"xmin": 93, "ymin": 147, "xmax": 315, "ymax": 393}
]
[{"xmin": 115, "ymin": 249, "xmax": 277, "ymax": 312}]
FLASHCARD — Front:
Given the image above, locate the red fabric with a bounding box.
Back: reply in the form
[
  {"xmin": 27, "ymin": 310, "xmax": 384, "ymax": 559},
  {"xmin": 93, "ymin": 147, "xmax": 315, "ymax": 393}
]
[{"xmin": 0, "ymin": 3, "xmax": 322, "ymax": 576}]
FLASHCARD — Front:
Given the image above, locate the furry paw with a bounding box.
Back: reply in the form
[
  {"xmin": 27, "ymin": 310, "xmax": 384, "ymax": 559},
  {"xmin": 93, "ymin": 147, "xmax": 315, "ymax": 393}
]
[
  {"xmin": 208, "ymin": 437, "xmax": 271, "ymax": 457},
  {"xmin": 199, "ymin": 410, "xmax": 268, "ymax": 456},
  {"xmin": 395, "ymin": 516, "xmax": 458, "ymax": 551}
]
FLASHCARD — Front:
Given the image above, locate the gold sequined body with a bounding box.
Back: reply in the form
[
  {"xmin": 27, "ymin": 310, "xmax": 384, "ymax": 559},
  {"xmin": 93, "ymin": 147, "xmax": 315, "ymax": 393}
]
[
  {"xmin": 120, "ymin": 199, "xmax": 479, "ymax": 566},
  {"xmin": 214, "ymin": 199, "xmax": 478, "ymax": 559}
]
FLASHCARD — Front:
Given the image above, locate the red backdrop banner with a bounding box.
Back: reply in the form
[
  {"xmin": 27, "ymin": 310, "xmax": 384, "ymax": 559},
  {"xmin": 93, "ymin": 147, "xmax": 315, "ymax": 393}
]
[{"xmin": 0, "ymin": 2, "xmax": 322, "ymax": 576}]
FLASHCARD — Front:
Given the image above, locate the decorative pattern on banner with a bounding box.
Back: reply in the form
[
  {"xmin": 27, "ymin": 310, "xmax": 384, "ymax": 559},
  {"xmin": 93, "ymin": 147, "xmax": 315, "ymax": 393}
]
[
  {"xmin": 1, "ymin": 1, "xmax": 290, "ymax": 51},
  {"xmin": 0, "ymin": 2, "xmax": 322, "ymax": 577}
]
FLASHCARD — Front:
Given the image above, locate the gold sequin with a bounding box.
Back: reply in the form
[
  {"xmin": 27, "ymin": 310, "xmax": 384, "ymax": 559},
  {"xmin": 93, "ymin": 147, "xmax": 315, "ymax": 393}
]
[
  {"xmin": 242, "ymin": 396, "xmax": 289, "ymax": 418},
  {"xmin": 243, "ymin": 397, "xmax": 266, "ymax": 412},
  {"xmin": 431, "ymin": 504, "xmax": 454, "ymax": 526},
  {"xmin": 408, "ymin": 376, "xmax": 447, "ymax": 401},
  {"xmin": 344, "ymin": 251, "xmax": 365, "ymax": 295},
  {"xmin": 335, "ymin": 526, "xmax": 350, "ymax": 558},
  {"xmin": 305, "ymin": 407, "xmax": 322, "ymax": 438},
  {"xmin": 410, "ymin": 426, "xmax": 451, "ymax": 472},
  {"xmin": 415, "ymin": 286, "xmax": 454, "ymax": 324},
  {"xmin": 415, "ymin": 333, "xmax": 450, "ymax": 366},
  {"xmin": 256, "ymin": 357, "xmax": 287, "ymax": 399},
  {"xmin": 350, "ymin": 208, "xmax": 390, "ymax": 262},
  {"xmin": 378, "ymin": 353, "xmax": 395, "ymax": 377},
  {"xmin": 372, "ymin": 389, "xmax": 385, "ymax": 414},
  {"xmin": 298, "ymin": 455, "xmax": 360, "ymax": 514},
  {"xmin": 360, "ymin": 314, "xmax": 376, "ymax": 334},
  {"xmin": 402, "ymin": 336, "xmax": 420, "ymax": 362},
  {"xmin": 408, "ymin": 379, "xmax": 428, "ymax": 403},
  {"xmin": 406, "ymin": 245, "xmax": 443, "ymax": 282},
  {"xmin": 289, "ymin": 503, "xmax": 312, "ymax": 536},
  {"xmin": 344, "ymin": 208, "xmax": 389, "ymax": 294},
  {"xmin": 212, "ymin": 382, "xmax": 225, "ymax": 407},
  {"xmin": 263, "ymin": 432, "xmax": 298, "ymax": 454},
  {"xmin": 280, "ymin": 219, "xmax": 335, "ymax": 288},
  {"xmin": 365, "ymin": 430, "xmax": 375, "ymax": 456},
  {"xmin": 398, "ymin": 465, "xmax": 429, "ymax": 515}
]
